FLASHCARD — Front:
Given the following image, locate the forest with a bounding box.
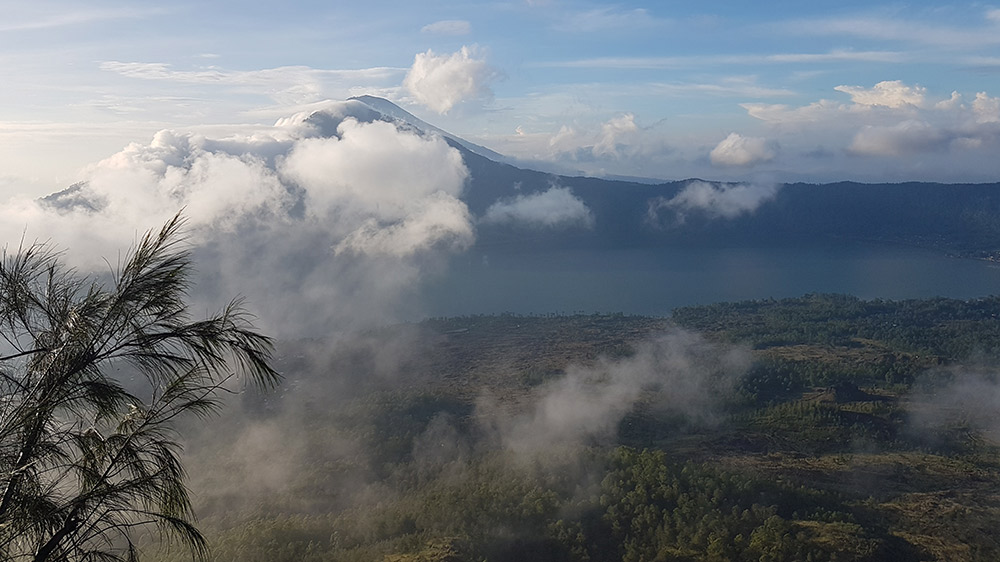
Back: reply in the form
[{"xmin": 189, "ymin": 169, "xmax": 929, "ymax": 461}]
[{"xmin": 139, "ymin": 294, "xmax": 1000, "ymax": 562}]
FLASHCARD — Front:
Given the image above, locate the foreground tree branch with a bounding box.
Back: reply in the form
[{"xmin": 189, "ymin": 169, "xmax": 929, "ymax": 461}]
[{"xmin": 0, "ymin": 214, "xmax": 280, "ymax": 562}]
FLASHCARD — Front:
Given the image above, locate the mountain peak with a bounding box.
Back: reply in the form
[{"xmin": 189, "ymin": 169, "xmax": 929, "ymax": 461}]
[{"xmin": 347, "ymin": 95, "xmax": 507, "ymax": 163}]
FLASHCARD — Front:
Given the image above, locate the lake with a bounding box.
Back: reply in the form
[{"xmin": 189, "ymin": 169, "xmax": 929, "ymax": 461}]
[{"xmin": 420, "ymin": 242, "xmax": 1000, "ymax": 317}]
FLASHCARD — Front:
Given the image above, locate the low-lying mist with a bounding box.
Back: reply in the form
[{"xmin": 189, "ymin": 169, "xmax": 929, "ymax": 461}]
[{"xmin": 178, "ymin": 322, "xmax": 750, "ymax": 516}]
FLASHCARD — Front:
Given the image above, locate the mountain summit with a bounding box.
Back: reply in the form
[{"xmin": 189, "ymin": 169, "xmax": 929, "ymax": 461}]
[{"xmin": 348, "ymin": 95, "xmax": 508, "ymax": 163}]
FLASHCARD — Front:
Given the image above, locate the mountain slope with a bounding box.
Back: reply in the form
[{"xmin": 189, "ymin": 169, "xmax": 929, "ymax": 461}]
[
  {"xmin": 39, "ymin": 96, "xmax": 1000, "ymax": 259},
  {"xmin": 349, "ymin": 95, "xmax": 508, "ymax": 163}
]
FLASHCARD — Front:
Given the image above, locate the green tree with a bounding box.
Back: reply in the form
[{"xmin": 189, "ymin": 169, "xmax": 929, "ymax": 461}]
[{"xmin": 0, "ymin": 215, "xmax": 279, "ymax": 562}]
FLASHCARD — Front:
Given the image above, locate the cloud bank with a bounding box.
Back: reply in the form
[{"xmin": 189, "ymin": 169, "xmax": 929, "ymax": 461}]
[
  {"xmin": 729, "ymin": 80, "xmax": 1000, "ymax": 181},
  {"xmin": 744, "ymin": 81, "xmax": 1000, "ymax": 158},
  {"xmin": 0, "ymin": 101, "xmax": 474, "ymax": 336},
  {"xmin": 848, "ymin": 120, "xmax": 950, "ymax": 156}
]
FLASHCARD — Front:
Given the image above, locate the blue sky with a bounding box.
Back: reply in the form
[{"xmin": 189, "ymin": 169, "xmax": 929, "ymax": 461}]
[{"xmin": 3, "ymin": 0, "xmax": 1000, "ymax": 196}]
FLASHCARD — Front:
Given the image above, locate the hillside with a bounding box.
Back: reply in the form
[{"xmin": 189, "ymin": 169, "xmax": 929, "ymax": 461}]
[{"xmin": 148, "ymin": 295, "xmax": 1000, "ymax": 562}]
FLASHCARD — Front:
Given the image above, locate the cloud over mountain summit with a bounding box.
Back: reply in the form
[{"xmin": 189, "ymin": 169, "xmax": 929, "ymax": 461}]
[{"xmin": 0, "ymin": 99, "xmax": 477, "ymax": 335}]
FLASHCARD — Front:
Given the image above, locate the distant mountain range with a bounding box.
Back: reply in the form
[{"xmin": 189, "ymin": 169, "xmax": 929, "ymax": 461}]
[
  {"xmin": 341, "ymin": 97, "xmax": 1000, "ymax": 260},
  {"xmin": 44, "ymin": 96, "xmax": 1000, "ymax": 260}
]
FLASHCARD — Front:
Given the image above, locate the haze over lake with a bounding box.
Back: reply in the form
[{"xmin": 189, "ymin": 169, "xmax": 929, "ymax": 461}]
[{"xmin": 421, "ymin": 242, "xmax": 1000, "ymax": 318}]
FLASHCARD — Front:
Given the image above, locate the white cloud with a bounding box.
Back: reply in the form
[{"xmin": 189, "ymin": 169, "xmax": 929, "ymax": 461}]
[
  {"xmin": 848, "ymin": 120, "xmax": 950, "ymax": 156},
  {"xmin": 421, "ymin": 20, "xmax": 471, "ymax": 35},
  {"xmin": 481, "ymin": 186, "xmax": 593, "ymax": 229},
  {"xmin": 710, "ymin": 133, "xmax": 776, "ymax": 167},
  {"xmin": 935, "ymin": 91, "xmax": 963, "ymax": 110},
  {"xmin": 743, "ymin": 81, "xmax": 956, "ymax": 125},
  {"xmin": 100, "ymin": 61, "xmax": 405, "ymax": 106},
  {"xmin": 333, "ymin": 193, "xmax": 474, "ymax": 256},
  {"xmin": 280, "ymin": 119, "xmax": 468, "ymax": 221},
  {"xmin": 68, "ymin": 129, "xmax": 293, "ymax": 238},
  {"xmin": 649, "ymin": 181, "xmax": 779, "ymax": 224},
  {"xmin": 403, "ymin": 46, "xmax": 500, "ymax": 114},
  {"xmin": 739, "ymin": 81, "xmax": 1000, "ymax": 169},
  {"xmin": 546, "ymin": 125, "xmax": 583, "ymax": 153},
  {"xmin": 0, "ymin": 102, "xmax": 476, "ymax": 335},
  {"xmin": 973, "ymin": 92, "xmax": 1000, "ymax": 123},
  {"xmin": 480, "ymin": 330, "xmax": 749, "ymax": 456},
  {"xmin": 593, "ymin": 114, "xmax": 639, "ymax": 157},
  {"xmin": 834, "ymin": 80, "xmax": 926, "ymax": 108},
  {"xmin": 280, "ymin": 118, "xmax": 474, "ymax": 256}
]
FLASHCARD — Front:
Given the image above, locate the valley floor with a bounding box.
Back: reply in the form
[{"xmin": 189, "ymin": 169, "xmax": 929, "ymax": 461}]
[{"xmin": 153, "ymin": 295, "xmax": 1000, "ymax": 561}]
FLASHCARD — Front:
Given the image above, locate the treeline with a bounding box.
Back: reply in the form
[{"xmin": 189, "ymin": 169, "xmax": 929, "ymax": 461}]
[
  {"xmin": 673, "ymin": 293, "xmax": 1000, "ymax": 361},
  {"xmin": 156, "ymin": 446, "xmax": 901, "ymax": 562}
]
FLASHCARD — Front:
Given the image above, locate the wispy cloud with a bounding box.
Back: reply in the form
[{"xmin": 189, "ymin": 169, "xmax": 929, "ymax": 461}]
[
  {"xmin": 421, "ymin": 20, "xmax": 472, "ymax": 35},
  {"xmin": 0, "ymin": 7, "xmax": 167, "ymax": 32},
  {"xmin": 554, "ymin": 6, "xmax": 668, "ymax": 32},
  {"xmin": 81, "ymin": 94, "xmax": 208, "ymax": 116},
  {"xmin": 100, "ymin": 62, "xmax": 404, "ymax": 85},
  {"xmin": 780, "ymin": 12, "xmax": 1000, "ymax": 48},
  {"xmin": 99, "ymin": 62, "xmax": 406, "ymax": 106},
  {"xmin": 532, "ymin": 50, "xmax": 905, "ymax": 69},
  {"xmin": 481, "ymin": 330, "xmax": 749, "ymax": 457},
  {"xmin": 650, "ymin": 79, "xmax": 795, "ymax": 98}
]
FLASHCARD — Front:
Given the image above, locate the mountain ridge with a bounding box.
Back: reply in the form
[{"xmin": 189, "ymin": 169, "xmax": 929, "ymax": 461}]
[
  {"xmin": 348, "ymin": 95, "xmax": 509, "ymax": 164},
  {"xmin": 39, "ymin": 96, "xmax": 1000, "ymax": 260},
  {"xmin": 347, "ymin": 97, "xmax": 1000, "ymax": 258}
]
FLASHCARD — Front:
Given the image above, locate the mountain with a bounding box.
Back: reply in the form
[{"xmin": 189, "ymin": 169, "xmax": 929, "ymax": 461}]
[
  {"xmin": 348, "ymin": 95, "xmax": 509, "ymax": 164},
  {"xmin": 347, "ymin": 97, "xmax": 1000, "ymax": 258},
  {"xmin": 40, "ymin": 95, "xmax": 1000, "ymax": 260}
]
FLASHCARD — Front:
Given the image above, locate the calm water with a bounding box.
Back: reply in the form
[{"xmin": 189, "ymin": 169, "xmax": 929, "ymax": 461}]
[{"xmin": 420, "ymin": 242, "xmax": 1000, "ymax": 317}]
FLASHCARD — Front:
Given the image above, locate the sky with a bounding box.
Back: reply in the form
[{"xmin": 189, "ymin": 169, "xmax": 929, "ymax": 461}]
[{"xmin": 2, "ymin": 1, "xmax": 1000, "ymax": 197}]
